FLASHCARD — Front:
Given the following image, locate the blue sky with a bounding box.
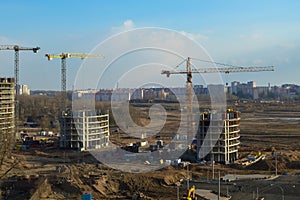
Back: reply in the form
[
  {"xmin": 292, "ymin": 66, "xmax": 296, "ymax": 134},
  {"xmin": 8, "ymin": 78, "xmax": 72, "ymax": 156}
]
[{"xmin": 0, "ymin": 0, "xmax": 299, "ymax": 90}]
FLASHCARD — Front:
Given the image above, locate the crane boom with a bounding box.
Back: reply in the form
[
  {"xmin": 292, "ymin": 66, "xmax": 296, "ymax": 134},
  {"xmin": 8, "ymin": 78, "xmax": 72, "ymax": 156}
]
[
  {"xmin": 162, "ymin": 66, "xmax": 275, "ymax": 77},
  {"xmin": 45, "ymin": 52, "xmax": 105, "ymax": 60},
  {"xmin": 45, "ymin": 52, "xmax": 104, "ymax": 110},
  {"xmin": 0, "ymin": 45, "xmax": 40, "ymax": 90},
  {"xmin": 0, "ymin": 45, "xmax": 40, "ymax": 52}
]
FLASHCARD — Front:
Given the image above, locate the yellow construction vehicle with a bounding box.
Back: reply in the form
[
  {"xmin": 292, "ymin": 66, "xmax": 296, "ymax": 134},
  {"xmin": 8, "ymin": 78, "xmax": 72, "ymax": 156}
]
[
  {"xmin": 181, "ymin": 185, "xmax": 197, "ymax": 200},
  {"xmin": 227, "ymin": 108, "xmax": 234, "ymax": 112},
  {"xmin": 251, "ymin": 151, "xmax": 262, "ymax": 157}
]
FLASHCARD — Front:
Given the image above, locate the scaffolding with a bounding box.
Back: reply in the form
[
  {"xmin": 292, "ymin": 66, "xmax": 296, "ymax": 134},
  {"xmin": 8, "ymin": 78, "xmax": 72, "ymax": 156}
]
[
  {"xmin": 197, "ymin": 109, "xmax": 240, "ymax": 164},
  {"xmin": 60, "ymin": 110, "xmax": 109, "ymax": 151}
]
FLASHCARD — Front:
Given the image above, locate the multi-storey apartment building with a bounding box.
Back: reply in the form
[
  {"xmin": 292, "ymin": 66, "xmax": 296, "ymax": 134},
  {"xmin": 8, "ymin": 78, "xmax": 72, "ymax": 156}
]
[
  {"xmin": 197, "ymin": 109, "xmax": 240, "ymax": 164},
  {"xmin": 60, "ymin": 110, "xmax": 109, "ymax": 151},
  {"xmin": 0, "ymin": 78, "xmax": 15, "ymax": 149}
]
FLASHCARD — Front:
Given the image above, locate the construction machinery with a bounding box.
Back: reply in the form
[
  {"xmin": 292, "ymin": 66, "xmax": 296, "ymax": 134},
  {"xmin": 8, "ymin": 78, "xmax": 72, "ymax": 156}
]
[
  {"xmin": 162, "ymin": 57, "xmax": 275, "ymax": 161},
  {"xmin": 45, "ymin": 52, "xmax": 104, "ymax": 110},
  {"xmin": 181, "ymin": 185, "xmax": 197, "ymax": 200}
]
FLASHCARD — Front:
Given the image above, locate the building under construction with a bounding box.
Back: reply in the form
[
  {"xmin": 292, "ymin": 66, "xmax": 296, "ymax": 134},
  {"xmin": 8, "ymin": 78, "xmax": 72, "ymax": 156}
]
[
  {"xmin": 0, "ymin": 78, "xmax": 15, "ymax": 147},
  {"xmin": 60, "ymin": 110, "xmax": 109, "ymax": 151},
  {"xmin": 197, "ymin": 109, "xmax": 240, "ymax": 164}
]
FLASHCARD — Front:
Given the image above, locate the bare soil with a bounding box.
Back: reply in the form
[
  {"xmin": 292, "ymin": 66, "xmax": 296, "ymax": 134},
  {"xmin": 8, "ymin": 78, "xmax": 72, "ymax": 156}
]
[{"xmin": 1, "ymin": 101, "xmax": 300, "ymax": 199}]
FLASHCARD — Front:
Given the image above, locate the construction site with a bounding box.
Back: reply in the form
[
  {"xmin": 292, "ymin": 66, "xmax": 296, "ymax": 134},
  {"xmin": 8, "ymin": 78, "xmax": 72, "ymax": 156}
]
[
  {"xmin": 196, "ymin": 109, "xmax": 241, "ymax": 165},
  {"xmin": 1, "ymin": 99, "xmax": 300, "ymax": 199},
  {"xmin": 60, "ymin": 110, "xmax": 110, "ymax": 151},
  {"xmin": 0, "ymin": 48, "xmax": 299, "ymax": 200},
  {"xmin": 2, "ymin": 1, "xmax": 300, "ymax": 199}
]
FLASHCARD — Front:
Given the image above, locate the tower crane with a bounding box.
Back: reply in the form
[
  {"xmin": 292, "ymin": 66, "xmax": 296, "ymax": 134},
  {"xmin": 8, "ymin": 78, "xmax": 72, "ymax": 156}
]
[
  {"xmin": 0, "ymin": 45, "xmax": 40, "ymax": 94},
  {"xmin": 162, "ymin": 57, "xmax": 275, "ymax": 78},
  {"xmin": 45, "ymin": 52, "xmax": 105, "ymax": 110},
  {"xmin": 161, "ymin": 57, "xmax": 275, "ymax": 160},
  {"xmin": 0, "ymin": 45, "xmax": 40, "ymax": 128}
]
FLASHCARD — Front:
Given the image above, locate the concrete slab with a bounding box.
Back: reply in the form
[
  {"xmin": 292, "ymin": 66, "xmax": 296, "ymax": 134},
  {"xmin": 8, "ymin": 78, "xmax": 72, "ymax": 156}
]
[{"xmin": 222, "ymin": 174, "xmax": 271, "ymax": 182}]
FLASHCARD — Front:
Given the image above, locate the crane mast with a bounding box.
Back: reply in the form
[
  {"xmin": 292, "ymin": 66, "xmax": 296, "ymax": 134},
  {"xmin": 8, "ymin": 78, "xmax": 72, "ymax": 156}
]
[
  {"xmin": 162, "ymin": 57, "xmax": 275, "ymax": 161},
  {"xmin": 0, "ymin": 45, "xmax": 40, "ymax": 94},
  {"xmin": 0, "ymin": 45, "xmax": 40, "ymax": 130},
  {"xmin": 186, "ymin": 57, "xmax": 194, "ymax": 144},
  {"xmin": 45, "ymin": 52, "xmax": 104, "ymax": 110}
]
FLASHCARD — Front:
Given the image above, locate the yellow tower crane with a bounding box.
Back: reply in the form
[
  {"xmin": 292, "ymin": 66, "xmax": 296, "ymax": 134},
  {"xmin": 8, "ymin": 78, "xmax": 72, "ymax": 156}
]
[
  {"xmin": 161, "ymin": 57, "xmax": 275, "ymax": 161},
  {"xmin": 45, "ymin": 52, "xmax": 104, "ymax": 110}
]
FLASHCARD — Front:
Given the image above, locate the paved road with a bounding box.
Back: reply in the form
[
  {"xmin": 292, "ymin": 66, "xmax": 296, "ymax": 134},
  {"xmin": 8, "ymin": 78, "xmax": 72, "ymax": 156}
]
[
  {"xmin": 195, "ymin": 189, "xmax": 230, "ymax": 200},
  {"xmin": 189, "ymin": 175, "xmax": 300, "ymax": 200}
]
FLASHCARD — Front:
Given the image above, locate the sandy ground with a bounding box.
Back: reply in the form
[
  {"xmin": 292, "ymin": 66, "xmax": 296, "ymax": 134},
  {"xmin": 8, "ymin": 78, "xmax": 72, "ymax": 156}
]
[{"xmin": 1, "ymin": 101, "xmax": 300, "ymax": 199}]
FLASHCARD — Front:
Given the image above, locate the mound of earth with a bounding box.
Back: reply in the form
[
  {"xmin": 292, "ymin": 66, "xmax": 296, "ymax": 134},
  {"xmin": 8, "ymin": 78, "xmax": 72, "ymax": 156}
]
[
  {"xmin": 92, "ymin": 169, "xmax": 187, "ymax": 199},
  {"xmin": 246, "ymin": 151, "xmax": 300, "ymax": 172}
]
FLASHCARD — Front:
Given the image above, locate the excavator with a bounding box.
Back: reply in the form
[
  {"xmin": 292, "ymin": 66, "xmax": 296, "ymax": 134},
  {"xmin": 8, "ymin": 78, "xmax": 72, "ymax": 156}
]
[{"xmin": 181, "ymin": 185, "xmax": 197, "ymax": 200}]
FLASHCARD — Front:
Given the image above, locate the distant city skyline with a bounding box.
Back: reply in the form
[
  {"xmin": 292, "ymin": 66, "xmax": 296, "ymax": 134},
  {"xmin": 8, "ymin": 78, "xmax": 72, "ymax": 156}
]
[
  {"xmin": 0, "ymin": 1, "xmax": 300, "ymax": 90},
  {"xmin": 29, "ymin": 80, "xmax": 300, "ymax": 92},
  {"xmin": 68, "ymin": 80, "xmax": 299, "ymax": 102}
]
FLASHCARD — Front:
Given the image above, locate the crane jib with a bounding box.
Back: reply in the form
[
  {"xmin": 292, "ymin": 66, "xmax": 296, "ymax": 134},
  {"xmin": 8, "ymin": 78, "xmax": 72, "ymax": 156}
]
[{"xmin": 161, "ymin": 66, "xmax": 274, "ymax": 76}]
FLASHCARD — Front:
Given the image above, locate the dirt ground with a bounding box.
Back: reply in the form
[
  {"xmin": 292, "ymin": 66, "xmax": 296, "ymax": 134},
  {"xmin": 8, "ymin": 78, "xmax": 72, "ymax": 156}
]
[{"xmin": 1, "ymin": 100, "xmax": 300, "ymax": 199}]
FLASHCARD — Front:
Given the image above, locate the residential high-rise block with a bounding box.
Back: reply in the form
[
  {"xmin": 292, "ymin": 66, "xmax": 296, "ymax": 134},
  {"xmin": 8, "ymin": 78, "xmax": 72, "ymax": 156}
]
[{"xmin": 60, "ymin": 110, "xmax": 109, "ymax": 151}]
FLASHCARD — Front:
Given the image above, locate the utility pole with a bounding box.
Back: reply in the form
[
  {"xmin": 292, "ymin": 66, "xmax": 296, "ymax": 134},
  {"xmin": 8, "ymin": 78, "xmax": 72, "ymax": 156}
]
[
  {"xmin": 177, "ymin": 185, "xmax": 179, "ymax": 200},
  {"xmin": 275, "ymin": 151, "xmax": 278, "ymax": 176},
  {"xmin": 218, "ymin": 170, "xmax": 220, "ymax": 200},
  {"xmin": 212, "ymin": 160, "xmax": 215, "ymax": 179},
  {"xmin": 187, "ymin": 164, "xmax": 190, "ymax": 190}
]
